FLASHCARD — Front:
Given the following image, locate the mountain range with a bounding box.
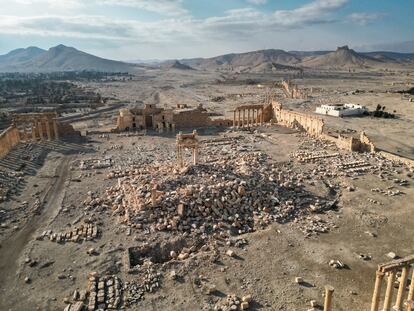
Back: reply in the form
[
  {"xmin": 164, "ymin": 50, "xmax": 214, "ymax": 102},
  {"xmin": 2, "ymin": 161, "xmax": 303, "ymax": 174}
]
[
  {"xmin": 1, "ymin": 44, "xmax": 414, "ymax": 73},
  {"xmin": 180, "ymin": 46, "xmax": 414, "ymax": 72},
  {"xmin": 0, "ymin": 45, "xmax": 136, "ymax": 73}
]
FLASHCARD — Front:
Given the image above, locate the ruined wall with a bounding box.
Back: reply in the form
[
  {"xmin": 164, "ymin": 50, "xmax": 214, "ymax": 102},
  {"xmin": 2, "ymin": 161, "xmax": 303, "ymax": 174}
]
[
  {"xmin": 279, "ymin": 81, "xmax": 308, "ymax": 99},
  {"xmin": 173, "ymin": 110, "xmax": 211, "ymax": 129},
  {"xmin": 272, "ymin": 101, "xmax": 324, "ymax": 137},
  {"xmin": 359, "ymin": 132, "xmax": 376, "ymax": 153},
  {"xmin": 0, "ymin": 125, "xmax": 21, "ymax": 158},
  {"xmin": 210, "ymin": 118, "xmax": 233, "ymax": 127},
  {"xmin": 262, "ymin": 104, "xmax": 274, "ymax": 122},
  {"xmin": 57, "ymin": 123, "xmax": 79, "ymax": 137},
  {"xmin": 377, "ymin": 151, "xmax": 414, "ymax": 167},
  {"xmin": 320, "ymin": 132, "xmax": 374, "ymax": 153}
]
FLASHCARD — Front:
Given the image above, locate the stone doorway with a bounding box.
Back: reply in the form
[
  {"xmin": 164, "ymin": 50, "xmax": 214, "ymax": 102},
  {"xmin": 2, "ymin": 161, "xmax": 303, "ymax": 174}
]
[{"xmin": 145, "ymin": 115, "xmax": 153, "ymax": 128}]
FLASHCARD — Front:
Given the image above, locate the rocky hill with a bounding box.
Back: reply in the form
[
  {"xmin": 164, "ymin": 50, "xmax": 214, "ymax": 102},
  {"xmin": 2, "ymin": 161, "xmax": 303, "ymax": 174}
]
[
  {"xmin": 0, "ymin": 47, "xmax": 45, "ymax": 67},
  {"xmin": 181, "ymin": 49, "xmax": 301, "ymax": 72},
  {"xmin": 0, "ymin": 45, "xmax": 136, "ymax": 72},
  {"xmin": 179, "ymin": 46, "xmax": 414, "ymax": 72},
  {"xmin": 162, "ymin": 60, "xmax": 195, "ymax": 70},
  {"xmin": 299, "ymin": 46, "xmax": 387, "ymax": 68}
]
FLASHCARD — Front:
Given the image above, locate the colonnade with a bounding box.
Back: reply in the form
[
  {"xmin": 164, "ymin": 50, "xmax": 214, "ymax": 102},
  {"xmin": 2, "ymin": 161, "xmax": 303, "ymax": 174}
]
[
  {"xmin": 12, "ymin": 113, "xmax": 60, "ymax": 143},
  {"xmin": 233, "ymin": 105, "xmax": 264, "ymax": 128},
  {"xmin": 22, "ymin": 118, "xmax": 59, "ymax": 142}
]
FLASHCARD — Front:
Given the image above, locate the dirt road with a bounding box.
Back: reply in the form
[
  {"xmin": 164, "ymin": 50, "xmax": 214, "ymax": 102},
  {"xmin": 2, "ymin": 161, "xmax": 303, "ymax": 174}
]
[{"xmin": 0, "ymin": 155, "xmax": 72, "ymax": 310}]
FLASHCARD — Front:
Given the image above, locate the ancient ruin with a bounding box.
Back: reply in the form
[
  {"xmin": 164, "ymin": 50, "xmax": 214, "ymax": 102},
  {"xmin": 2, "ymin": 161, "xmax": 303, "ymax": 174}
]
[
  {"xmin": 232, "ymin": 104, "xmax": 266, "ymax": 127},
  {"xmin": 1, "ymin": 34, "xmax": 414, "ymax": 311},
  {"xmin": 116, "ymin": 103, "xmax": 232, "ymax": 132},
  {"xmin": 176, "ymin": 130, "xmax": 199, "ymax": 167},
  {"xmin": 0, "ymin": 112, "xmax": 78, "ymax": 158}
]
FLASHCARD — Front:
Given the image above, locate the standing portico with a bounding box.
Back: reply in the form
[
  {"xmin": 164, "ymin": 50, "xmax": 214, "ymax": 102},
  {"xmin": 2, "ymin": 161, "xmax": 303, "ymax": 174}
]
[{"xmin": 233, "ymin": 104, "xmax": 265, "ymax": 128}]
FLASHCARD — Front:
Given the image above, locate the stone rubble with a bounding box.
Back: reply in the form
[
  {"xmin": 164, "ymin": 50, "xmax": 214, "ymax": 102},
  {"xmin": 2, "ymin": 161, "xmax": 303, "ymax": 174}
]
[
  {"xmin": 97, "ymin": 144, "xmax": 338, "ymax": 238},
  {"xmin": 214, "ymin": 293, "xmax": 252, "ymax": 311},
  {"xmin": 39, "ymin": 222, "xmax": 99, "ymax": 244},
  {"xmin": 124, "ymin": 266, "xmax": 161, "ymax": 306},
  {"xmin": 87, "ymin": 274, "xmax": 122, "ymax": 311}
]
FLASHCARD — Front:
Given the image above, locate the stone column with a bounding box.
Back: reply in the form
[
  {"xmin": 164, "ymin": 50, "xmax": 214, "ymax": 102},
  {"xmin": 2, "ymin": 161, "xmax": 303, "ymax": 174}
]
[
  {"xmin": 394, "ymin": 266, "xmax": 409, "ymax": 310},
  {"xmin": 242, "ymin": 109, "xmax": 246, "ymax": 127},
  {"xmin": 53, "ymin": 119, "xmax": 59, "ymax": 140},
  {"xmin": 37, "ymin": 120, "xmax": 44, "ymax": 140},
  {"xmin": 383, "ymin": 271, "xmax": 395, "ymax": 311},
  {"xmin": 248, "ymin": 109, "xmax": 251, "ymax": 127},
  {"xmin": 45, "ymin": 120, "xmax": 52, "ymax": 140},
  {"xmin": 255, "ymin": 109, "xmax": 258, "ymax": 126},
  {"xmin": 323, "ymin": 286, "xmax": 334, "ymax": 311},
  {"xmin": 177, "ymin": 145, "xmax": 182, "ymax": 167},
  {"xmin": 151, "ymin": 184, "xmax": 158, "ymax": 207},
  {"xmin": 371, "ymin": 271, "xmax": 385, "ymax": 311},
  {"xmin": 193, "ymin": 147, "xmax": 198, "ymax": 165},
  {"xmin": 238, "ymin": 110, "xmax": 241, "ymax": 127},
  {"xmin": 261, "ymin": 108, "xmax": 264, "ymax": 125},
  {"xmin": 407, "ymin": 268, "xmax": 414, "ymax": 311},
  {"xmin": 233, "ymin": 111, "xmax": 236, "ymax": 127},
  {"xmin": 31, "ymin": 123, "xmax": 37, "ymax": 141},
  {"xmin": 23, "ymin": 128, "xmax": 29, "ymax": 142}
]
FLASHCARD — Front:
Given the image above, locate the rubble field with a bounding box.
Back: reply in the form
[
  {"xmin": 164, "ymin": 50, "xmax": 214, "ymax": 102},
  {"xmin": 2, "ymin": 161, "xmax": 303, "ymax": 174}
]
[{"xmin": 0, "ymin": 125, "xmax": 413, "ymax": 311}]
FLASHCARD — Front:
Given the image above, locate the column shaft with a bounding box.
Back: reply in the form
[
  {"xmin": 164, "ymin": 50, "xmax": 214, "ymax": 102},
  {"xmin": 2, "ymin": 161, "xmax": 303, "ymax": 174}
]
[
  {"xmin": 323, "ymin": 286, "xmax": 334, "ymax": 311},
  {"xmin": 394, "ymin": 266, "xmax": 409, "ymax": 310},
  {"xmin": 31, "ymin": 123, "xmax": 37, "ymax": 141},
  {"xmin": 407, "ymin": 268, "xmax": 414, "ymax": 311},
  {"xmin": 53, "ymin": 120, "xmax": 59, "ymax": 139},
  {"xmin": 45, "ymin": 120, "xmax": 52, "ymax": 140},
  {"xmin": 383, "ymin": 271, "xmax": 395, "ymax": 311},
  {"xmin": 371, "ymin": 271, "xmax": 385, "ymax": 311},
  {"xmin": 37, "ymin": 121, "xmax": 44, "ymax": 140}
]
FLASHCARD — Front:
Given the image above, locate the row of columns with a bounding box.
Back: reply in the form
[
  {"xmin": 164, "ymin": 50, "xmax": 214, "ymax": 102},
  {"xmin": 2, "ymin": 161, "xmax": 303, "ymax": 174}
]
[
  {"xmin": 371, "ymin": 265, "xmax": 414, "ymax": 311},
  {"xmin": 233, "ymin": 107, "xmax": 264, "ymax": 128},
  {"xmin": 156, "ymin": 122, "xmax": 176, "ymax": 133},
  {"xmin": 22, "ymin": 118, "xmax": 59, "ymax": 142}
]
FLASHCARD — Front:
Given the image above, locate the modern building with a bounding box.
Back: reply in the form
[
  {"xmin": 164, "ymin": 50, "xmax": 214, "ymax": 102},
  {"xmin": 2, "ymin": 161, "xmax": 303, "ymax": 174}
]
[{"xmin": 315, "ymin": 103, "xmax": 367, "ymax": 117}]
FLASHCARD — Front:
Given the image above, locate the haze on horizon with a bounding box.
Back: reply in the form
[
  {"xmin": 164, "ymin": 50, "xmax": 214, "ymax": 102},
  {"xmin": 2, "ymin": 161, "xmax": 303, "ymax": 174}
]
[{"xmin": 0, "ymin": 0, "xmax": 413, "ymax": 61}]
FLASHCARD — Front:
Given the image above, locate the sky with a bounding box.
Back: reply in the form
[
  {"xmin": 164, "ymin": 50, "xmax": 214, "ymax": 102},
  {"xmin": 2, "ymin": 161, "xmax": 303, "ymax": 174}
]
[{"xmin": 0, "ymin": 0, "xmax": 413, "ymax": 60}]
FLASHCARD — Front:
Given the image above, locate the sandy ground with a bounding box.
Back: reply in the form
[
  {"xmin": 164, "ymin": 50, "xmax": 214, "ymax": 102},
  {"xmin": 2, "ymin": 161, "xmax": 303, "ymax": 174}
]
[{"xmin": 0, "ymin": 68, "xmax": 413, "ymax": 311}]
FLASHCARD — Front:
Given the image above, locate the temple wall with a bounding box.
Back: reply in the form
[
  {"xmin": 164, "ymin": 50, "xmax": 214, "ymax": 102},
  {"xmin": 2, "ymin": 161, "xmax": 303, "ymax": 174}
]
[
  {"xmin": 173, "ymin": 110, "xmax": 211, "ymax": 128},
  {"xmin": 272, "ymin": 101, "xmax": 324, "ymax": 137},
  {"xmin": 210, "ymin": 118, "xmax": 233, "ymax": 127},
  {"xmin": 0, "ymin": 125, "xmax": 21, "ymax": 159}
]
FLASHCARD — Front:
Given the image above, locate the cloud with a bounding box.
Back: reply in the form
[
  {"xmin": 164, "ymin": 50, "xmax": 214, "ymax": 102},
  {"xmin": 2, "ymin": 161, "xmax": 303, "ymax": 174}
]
[
  {"xmin": 13, "ymin": 0, "xmax": 83, "ymax": 9},
  {"xmin": 272, "ymin": 0, "xmax": 348, "ymax": 27},
  {"xmin": 246, "ymin": 0, "xmax": 267, "ymax": 5},
  {"xmin": 347, "ymin": 12, "xmax": 386, "ymax": 26},
  {"xmin": 97, "ymin": 0, "xmax": 189, "ymax": 16},
  {"xmin": 11, "ymin": 0, "xmax": 188, "ymax": 16},
  {"xmin": 0, "ymin": 0, "xmax": 351, "ymax": 47}
]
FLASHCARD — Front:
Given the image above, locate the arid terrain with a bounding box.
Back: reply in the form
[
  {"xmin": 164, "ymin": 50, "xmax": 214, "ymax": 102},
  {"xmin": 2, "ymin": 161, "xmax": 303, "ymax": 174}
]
[{"xmin": 0, "ymin": 66, "xmax": 413, "ymax": 311}]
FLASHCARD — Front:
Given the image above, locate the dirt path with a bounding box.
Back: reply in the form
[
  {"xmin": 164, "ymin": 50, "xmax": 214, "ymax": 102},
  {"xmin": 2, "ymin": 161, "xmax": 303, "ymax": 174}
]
[{"xmin": 0, "ymin": 155, "xmax": 72, "ymax": 310}]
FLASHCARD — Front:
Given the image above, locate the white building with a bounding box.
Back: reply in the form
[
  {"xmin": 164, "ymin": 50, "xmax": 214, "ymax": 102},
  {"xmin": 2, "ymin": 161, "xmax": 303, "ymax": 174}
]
[{"xmin": 315, "ymin": 103, "xmax": 367, "ymax": 117}]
